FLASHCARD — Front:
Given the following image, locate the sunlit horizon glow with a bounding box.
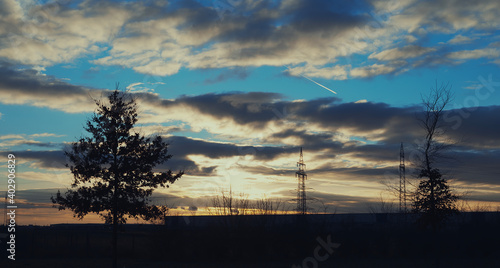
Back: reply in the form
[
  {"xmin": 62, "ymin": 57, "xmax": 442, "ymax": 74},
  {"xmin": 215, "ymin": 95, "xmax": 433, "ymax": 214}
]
[{"xmin": 1, "ymin": 0, "xmax": 500, "ymax": 225}]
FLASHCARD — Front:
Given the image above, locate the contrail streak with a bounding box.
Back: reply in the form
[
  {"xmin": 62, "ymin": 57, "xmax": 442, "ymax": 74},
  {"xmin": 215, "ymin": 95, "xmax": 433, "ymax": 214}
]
[
  {"xmin": 285, "ymin": 66, "xmax": 337, "ymax": 94},
  {"xmin": 299, "ymin": 74, "xmax": 337, "ymax": 94}
]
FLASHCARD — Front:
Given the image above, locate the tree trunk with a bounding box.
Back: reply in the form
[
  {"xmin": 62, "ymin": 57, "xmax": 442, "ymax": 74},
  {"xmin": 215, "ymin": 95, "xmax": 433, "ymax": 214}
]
[
  {"xmin": 112, "ymin": 181, "xmax": 118, "ymax": 268},
  {"xmin": 113, "ymin": 215, "xmax": 117, "ymax": 268},
  {"xmin": 113, "ymin": 150, "xmax": 119, "ymax": 268}
]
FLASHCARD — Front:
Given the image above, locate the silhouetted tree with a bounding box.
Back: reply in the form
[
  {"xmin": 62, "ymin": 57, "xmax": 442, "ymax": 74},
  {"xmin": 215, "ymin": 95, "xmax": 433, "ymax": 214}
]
[
  {"xmin": 51, "ymin": 88, "xmax": 183, "ymax": 268},
  {"xmin": 412, "ymin": 83, "xmax": 458, "ymax": 229},
  {"xmin": 208, "ymin": 187, "xmax": 251, "ymax": 216},
  {"xmin": 255, "ymin": 197, "xmax": 285, "ymax": 215}
]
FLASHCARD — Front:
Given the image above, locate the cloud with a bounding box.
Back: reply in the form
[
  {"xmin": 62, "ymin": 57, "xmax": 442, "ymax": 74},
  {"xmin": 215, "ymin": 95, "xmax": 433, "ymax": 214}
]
[
  {"xmin": 30, "ymin": 133, "xmax": 65, "ymax": 138},
  {"xmin": 125, "ymin": 82, "xmax": 157, "ymax": 93},
  {"xmin": 126, "ymin": 82, "xmax": 144, "ymax": 90},
  {"xmin": 369, "ymin": 45, "xmax": 436, "ymax": 61},
  {"xmin": 0, "ymin": 134, "xmax": 23, "ymax": 140},
  {"xmin": 0, "ymin": 72, "xmax": 289, "ymax": 144},
  {"xmin": 0, "ymin": 138, "xmax": 62, "ymax": 150},
  {"xmin": 161, "ymin": 157, "xmax": 216, "ymax": 177},
  {"xmin": 350, "ymin": 63, "xmax": 399, "ymax": 78},
  {"xmin": 136, "ymin": 92, "xmax": 293, "ymax": 139},
  {"xmin": 446, "ymin": 34, "xmax": 476, "ymax": 44},
  {"xmin": 389, "ymin": 0, "xmax": 500, "ymax": 33},
  {"xmin": 2, "ymin": 70, "xmax": 498, "ymax": 158},
  {"xmin": 9, "ymin": 150, "xmax": 68, "ymax": 169},
  {"xmin": 204, "ymin": 67, "xmax": 250, "ymax": 84},
  {"xmin": 286, "ymin": 64, "xmax": 349, "ymax": 80},
  {"xmin": 138, "ymin": 91, "xmax": 500, "ymax": 154},
  {"xmin": 442, "ymin": 106, "xmax": 500, "ymax": 149},
  {"xmin": 0, "ymin": 63, "xmax": 105, "ymax": 113},
  {"xmin": 447, "ymin": 48, "xmax": 500, "ymax": 60},
  {"xmin": 12, "ymin": 188, "xmax": 62, "ymax": 209},
  {"xmin": 0, "ymin": 0, "xmax": 499, "ymax": 81},
  {"xmin": 0, "ymin": 0, "xmax": 373, "ymax": 78},
  {"xmin": 0, "ymin": 133, "xmax": 66, "ymax": 152},
  {"xmin": 166, "ymin": 136, "xmax": 297, "ymax": 163},
  {"xmin": 289, "ymin": 98, "xmax": 418, "ymax": 134},
  {"xmin": 0, "ymin": 0, "xmax": 131, "ymax": 66},
  {"xmin": 444, "ymin": 149, "xmax": 500, "ymax": 186}
]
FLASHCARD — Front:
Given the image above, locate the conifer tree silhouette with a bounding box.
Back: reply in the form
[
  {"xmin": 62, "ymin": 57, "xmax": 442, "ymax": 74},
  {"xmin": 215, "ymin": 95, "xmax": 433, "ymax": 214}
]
[{"xmin": 52, "ymin": 87, "xmax": 183, "ymax": 267}]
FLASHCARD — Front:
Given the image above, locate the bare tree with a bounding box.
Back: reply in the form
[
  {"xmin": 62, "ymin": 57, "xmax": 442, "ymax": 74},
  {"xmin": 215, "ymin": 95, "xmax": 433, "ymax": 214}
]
[
  {"xmin": 208, "ymin": 187, "xmax": 251, "ymax": 216},
  {"xmin": 412, "ymin": 82, "xmax": 459, "ymax": 229},
  {"xmin": 255, "ymin": 197, "xmax": 284, "ymax": 215},
  {"xmin": 367, "ymin": 195, "xmax": 396, "ymax": 214}
]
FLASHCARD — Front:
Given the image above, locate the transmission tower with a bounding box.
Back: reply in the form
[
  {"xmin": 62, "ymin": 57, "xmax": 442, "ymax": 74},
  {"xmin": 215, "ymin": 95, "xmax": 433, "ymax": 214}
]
[
  {"xmin": 399, "ymin": 142, "xmax": 407, "ymax": 213},
  {"xmin": 296, "ymin": 147, "xmax": 308, "ymax": 214}
]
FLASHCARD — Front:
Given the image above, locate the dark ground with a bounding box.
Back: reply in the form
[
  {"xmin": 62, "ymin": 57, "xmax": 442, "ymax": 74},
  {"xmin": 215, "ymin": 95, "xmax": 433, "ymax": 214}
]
[
  {"xmin": 1, "ymin": 213, "xmax": 499, "ymax": 268},
  {"xmin": 2, "ymin": 258, "xmax": 500, "ymax": 268}
]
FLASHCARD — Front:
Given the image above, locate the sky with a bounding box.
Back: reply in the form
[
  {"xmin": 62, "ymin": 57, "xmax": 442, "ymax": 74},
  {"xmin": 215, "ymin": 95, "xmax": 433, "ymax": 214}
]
[{"xmin": 1, "ymin": 0, "xmax": 500, "ymax": 225}]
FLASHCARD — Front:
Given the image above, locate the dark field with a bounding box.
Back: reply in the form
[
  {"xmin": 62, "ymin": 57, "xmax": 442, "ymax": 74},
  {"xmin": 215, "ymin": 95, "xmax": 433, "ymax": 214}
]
[{"xmin": 1, "ymin": 213, "xmax": 500, "ymax": 268}]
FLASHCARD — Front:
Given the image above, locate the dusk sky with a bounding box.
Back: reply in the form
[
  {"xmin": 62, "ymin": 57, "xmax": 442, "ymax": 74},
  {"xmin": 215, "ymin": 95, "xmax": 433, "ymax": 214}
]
[{"xmin": 1, "ymin": 0, "xmax": 499, "ymax": 225}]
